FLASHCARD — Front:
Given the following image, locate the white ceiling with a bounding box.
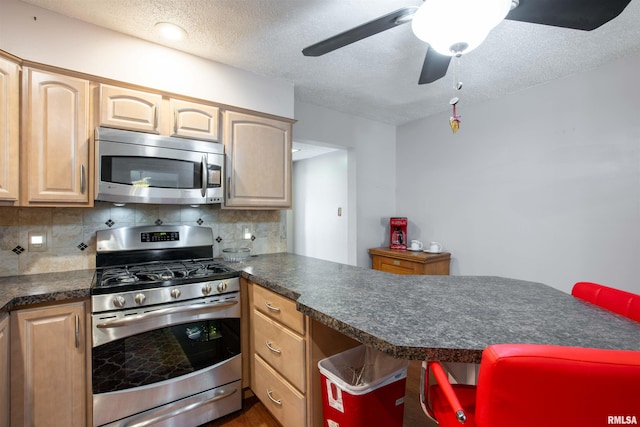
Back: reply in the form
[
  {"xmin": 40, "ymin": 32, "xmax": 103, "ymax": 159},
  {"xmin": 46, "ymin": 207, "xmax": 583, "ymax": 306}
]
[{"xmin": 20, "ymin": 0, "xmax": 640, "ymax": 126}]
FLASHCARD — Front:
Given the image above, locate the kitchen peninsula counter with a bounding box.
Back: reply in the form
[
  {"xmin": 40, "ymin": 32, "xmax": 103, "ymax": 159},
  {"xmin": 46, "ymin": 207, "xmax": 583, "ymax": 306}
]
[
  {"xmin": 237, "ymin": 253, "xmax": 640, "ymax": 363},
  {"xmin": 1, "ymin": 253, "xmax": 639, "ymax": 363}
]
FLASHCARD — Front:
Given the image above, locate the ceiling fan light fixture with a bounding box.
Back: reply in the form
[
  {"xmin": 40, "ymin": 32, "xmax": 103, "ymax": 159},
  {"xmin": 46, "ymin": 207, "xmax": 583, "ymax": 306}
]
[
  {"xmin": 155, "ymin": 22, "xmax": 187, "ymax": 41},
  {"xmin": 411, "ymin": 0, "xmax": 512, "ymax": 56}
]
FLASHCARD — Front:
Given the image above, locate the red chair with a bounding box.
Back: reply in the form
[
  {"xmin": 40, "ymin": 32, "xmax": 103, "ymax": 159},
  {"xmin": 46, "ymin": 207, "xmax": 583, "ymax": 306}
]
[
  {"xmin": 572, "ymin": 282, "xmax": 640, "ymax": 322},
  {"xmin": 422, "ymin": 344, "xmax": 640, "ymax": 427}
]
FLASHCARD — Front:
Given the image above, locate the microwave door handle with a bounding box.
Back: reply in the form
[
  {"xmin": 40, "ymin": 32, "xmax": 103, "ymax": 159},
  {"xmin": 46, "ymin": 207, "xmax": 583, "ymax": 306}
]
[{"xmin": 201, "ymin": 154, "xmax": 207, "ymax": 197}]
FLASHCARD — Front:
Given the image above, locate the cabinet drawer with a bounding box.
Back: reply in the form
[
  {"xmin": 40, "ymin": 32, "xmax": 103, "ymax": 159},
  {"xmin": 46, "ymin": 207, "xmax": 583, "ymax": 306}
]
[
  {"xmin": 374, "ymin": 256, "xmax": 421, "ymax": 275},
  {"xmin": 254, "ymin": 354, "xmax": 306, "ymax": 427},
  {"xmin": 253, "ymin": 309, "xmax": 306, "ymax": 392},
  {"xmin": 252, "ymin": 285, "xmax": 304, "ymax": 335}
]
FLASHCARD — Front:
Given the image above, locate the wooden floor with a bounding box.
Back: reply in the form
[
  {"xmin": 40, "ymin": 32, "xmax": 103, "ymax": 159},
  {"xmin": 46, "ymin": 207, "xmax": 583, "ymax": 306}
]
[{"xmin": 199, "ymin": 361, "xmax": 437, "ymax": 427}]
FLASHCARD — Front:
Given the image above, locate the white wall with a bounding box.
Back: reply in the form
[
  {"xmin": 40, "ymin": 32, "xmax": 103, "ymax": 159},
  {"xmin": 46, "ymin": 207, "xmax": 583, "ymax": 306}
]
[
  {"xmin": 294, "ymin": 101, "xmax": 397, "ymax": 268},
  {"xmin": 0, "ymin": 0, "xmax": 294, "ymax": 119},
  {"xmin": 292, "ymin": 150, "xmax": 349, "ymax": 264},
  {"xmin": 397, "ymin": 53, "xmax": 640, "ymax": 294}
]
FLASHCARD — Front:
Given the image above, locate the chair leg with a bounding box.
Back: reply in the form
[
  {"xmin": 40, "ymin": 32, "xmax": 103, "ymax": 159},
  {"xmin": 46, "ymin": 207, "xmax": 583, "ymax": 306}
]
[
  {"xmin": 420, "ymin": 361, "xmax": 439, "ymax": 422},
  {"xmin": 429, "ymin": 361, "xmax": 468, "ymax": 424}
]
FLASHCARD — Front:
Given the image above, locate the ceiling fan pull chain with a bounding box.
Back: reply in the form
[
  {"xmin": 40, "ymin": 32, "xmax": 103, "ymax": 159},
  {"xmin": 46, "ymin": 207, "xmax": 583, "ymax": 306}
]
[{"xmin": 449, "ymin": 57, "xmax": 462, "ymax": 134}]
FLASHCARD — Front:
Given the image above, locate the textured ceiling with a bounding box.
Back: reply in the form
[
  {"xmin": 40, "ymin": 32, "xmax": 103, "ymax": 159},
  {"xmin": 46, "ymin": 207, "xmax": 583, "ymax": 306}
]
[{"xmin": 20, "ymin": 0, "xmax": 640, "ymax": 125}]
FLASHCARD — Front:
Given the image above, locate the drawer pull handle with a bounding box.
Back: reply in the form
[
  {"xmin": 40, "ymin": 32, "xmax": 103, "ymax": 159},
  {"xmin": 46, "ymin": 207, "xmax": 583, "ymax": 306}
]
[
  {"xmin": 266, "ymin": 389, "xmax": 282, "ymax": 406},
  {"xmin": 265, "ymin": 341, "xmax": 282, "ymax": 354},
  {"xmin": 265, "ymin": 302, "xmax": 281, "ymax": 313},
  {"xmin": 393, "ymin": 260, "xmax": 401, "ymax": 265}
]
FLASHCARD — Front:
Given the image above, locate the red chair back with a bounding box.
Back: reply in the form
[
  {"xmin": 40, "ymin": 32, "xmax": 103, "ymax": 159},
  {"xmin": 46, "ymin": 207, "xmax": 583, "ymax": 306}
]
[
  {"xmin": 572, "ymin": 282, "xmax": 640, "ymax": 321},
  {"xmin": 475, "ymin": 344, "xmax": 640, "ymax": 427}
]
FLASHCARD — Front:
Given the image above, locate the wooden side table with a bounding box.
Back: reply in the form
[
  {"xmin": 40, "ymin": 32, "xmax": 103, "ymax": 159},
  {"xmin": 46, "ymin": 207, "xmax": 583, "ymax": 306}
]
[{"xmin": 368, "ymin": 247, "xmax": 451, "ymax": 275}]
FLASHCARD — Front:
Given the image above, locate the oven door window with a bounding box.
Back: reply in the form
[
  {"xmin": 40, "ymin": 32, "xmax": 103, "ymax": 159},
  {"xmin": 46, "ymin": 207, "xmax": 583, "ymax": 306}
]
[
  {"xmin": 101, "ymin": 156, "xmax": 201, "ymax": 189},
  {"xmin": 92, "ymin": 318, "xmax": 240, "ymax": 394}
]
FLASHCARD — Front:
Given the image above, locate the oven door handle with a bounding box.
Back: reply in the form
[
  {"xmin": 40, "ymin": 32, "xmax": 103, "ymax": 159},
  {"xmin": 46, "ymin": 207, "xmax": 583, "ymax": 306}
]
[
  {"xmin": 96, "ymin": 300, "xmax": 238, "ymax": 328},
  {"xmin": 122, "ymin": 386, "xmax": 238, "ymax": 427}
]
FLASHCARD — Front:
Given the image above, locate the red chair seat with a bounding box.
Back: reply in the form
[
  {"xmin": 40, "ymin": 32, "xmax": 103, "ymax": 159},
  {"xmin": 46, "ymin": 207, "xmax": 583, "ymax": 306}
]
[
  {"xmin": 424, "ymin": 344, "xmax": 640, "ymax": 427},
  {"xmin": 429, "ymin": 384, "xmax": 476, "ymax": 427}
]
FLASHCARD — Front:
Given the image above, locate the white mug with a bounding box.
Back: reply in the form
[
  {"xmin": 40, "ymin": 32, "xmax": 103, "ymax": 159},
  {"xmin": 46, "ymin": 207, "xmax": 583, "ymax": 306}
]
[
  {"xmin": 428, "ymin": 242, "xmax": 443, "ymax": 253},
  {"xmin": 410, "ymin": 240, "xmax": 423, "ymax": 250}
]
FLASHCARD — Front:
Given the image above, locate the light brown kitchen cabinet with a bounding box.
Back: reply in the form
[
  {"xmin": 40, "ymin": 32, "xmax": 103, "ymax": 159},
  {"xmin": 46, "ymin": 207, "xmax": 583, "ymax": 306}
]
[
  {"xmin": 21, "ymin": 67, "xmax": 92, "ymax": 206},
  {"xmin": 10, "ymin": 300, "xmax": 87, "ymax": 427},
  {"xmin": 99, "ymin": 84, "xmax": 162, "ymax": 133},
  {"xmin": 99, "ymin": 85, "xmax": 221, "ymax": 142},
  {"xmin": 369, "ymin": 247, "xmax": 451, "ymax": 275},
  {"xmin": 0, "ymin": 314, "xmax": 9, "ymax": 427},
  {"xmin": 0, "ymin": 55, "xmax": 20, "ymax": 205},
  {"xmin": 223, "ymin": 111, "xmax": 293, "ymax": 209},
  {"xmin": 250, "ymin": 282, "xmax": 307, "ymax": 427},
  {"xmin": 169, "ymin": 98, "xmax": 219, "ymax": 141},
  {"xmin": 247, "ymin": 280, "xmax": 357, "ymax": 427}
]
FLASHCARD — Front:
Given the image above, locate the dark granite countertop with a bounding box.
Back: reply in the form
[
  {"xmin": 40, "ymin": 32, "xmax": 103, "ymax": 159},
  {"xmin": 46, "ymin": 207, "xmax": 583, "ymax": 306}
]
[
  {"xmin": 2, "ymin": 253, "xmax": 639, "ymax": 363},
  {"xmin": 0, "ymin": 269, "xmax": 94, "ymax": 315},
  {"xmin": 237, "ymin": 253, "xmax": 640, "ymax": 363}
]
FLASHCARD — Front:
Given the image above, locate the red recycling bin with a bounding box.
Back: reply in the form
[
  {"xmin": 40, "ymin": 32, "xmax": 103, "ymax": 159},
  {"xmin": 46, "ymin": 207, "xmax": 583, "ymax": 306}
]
[{"xmin": 318, "ymin": 345, "xmax": 409, "ymax": 427}]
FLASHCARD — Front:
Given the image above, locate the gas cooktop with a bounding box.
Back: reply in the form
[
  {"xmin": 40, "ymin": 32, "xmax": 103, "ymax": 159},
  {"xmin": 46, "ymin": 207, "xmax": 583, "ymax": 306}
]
[{"xmin": 92, "ymin": 259, "xmax": 239, "ymax": 295}]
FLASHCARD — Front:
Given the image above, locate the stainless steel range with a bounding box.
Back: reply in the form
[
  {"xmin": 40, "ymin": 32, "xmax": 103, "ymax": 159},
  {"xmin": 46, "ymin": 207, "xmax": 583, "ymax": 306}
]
[{"xmin": 91, "ymin": 225, "xmax": 242, "ymax": 427}]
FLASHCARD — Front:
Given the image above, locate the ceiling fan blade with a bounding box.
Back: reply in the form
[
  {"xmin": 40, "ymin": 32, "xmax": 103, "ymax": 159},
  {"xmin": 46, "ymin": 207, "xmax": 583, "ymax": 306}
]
[
  {"xmin": 418, "ymin": 47, "xmax": 452, "ymax": 85},
  {"xmin": 505, "ymin": 0, "xmax": 632, "ymax": 31},
  {"xmin": 302, "ymin": 7, "xmax": 418, "ymax": 56}
]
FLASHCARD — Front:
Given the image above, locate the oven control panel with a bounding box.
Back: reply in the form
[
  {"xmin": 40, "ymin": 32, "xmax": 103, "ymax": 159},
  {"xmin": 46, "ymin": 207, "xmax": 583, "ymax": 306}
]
[
  {"xmin": 141, "ymin": 231, "xmax": 180, "ymax": 242},
  {"xmin": 91, "ymin": 277, "xmax": 240, "ymax": 314}
]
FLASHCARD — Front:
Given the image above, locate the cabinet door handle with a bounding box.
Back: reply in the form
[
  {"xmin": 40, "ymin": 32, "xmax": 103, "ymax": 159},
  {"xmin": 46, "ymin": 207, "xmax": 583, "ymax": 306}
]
[
  {"xmin": 265, "ymin": 341, "xmax": 282, "ymax": 354},
  {"xmin": 75, "ymin": 314, "xmax": 80, "ymax": 348},
  {"xmin": 80, "ymin": 165, "xmax": 86, "ymax": 194},
  {"xmin": 265, "ymin": 302, "xmax": 281, "ymax": 313},
  {"xmin": 153, "ymin": 105, "xmax": 158, "ymax": 130},
  {"xmin": 266, "ymin": 389, "xmax": 282, "ymax": 406},
  {"xmin": 227, "ymin": 177, "xmax": 231, "ymax": 199}
]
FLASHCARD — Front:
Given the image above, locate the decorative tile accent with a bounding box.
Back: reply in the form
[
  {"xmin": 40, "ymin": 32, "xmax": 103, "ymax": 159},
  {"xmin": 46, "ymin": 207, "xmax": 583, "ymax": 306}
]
[
  {"xmin": 77, "ymin": 242, "xmax": 88, "ymax": 251},
  {"xmin": 197, "ymin": 218, "xmax": 204, "ymax": 225},
  {"xmin": 155, "ymin": 219, "xmax": 163, "ymax": 226},
  {"xmin": 12, "ymin": 245, "xmax": 25, "ymax": 255},
  {"xmin": 215, "ymin": 236, "xmax": 222, "ymax": 243},
  {"xmin": 105, "ymin": 219, "xmax": 115, "ymax": 227}
]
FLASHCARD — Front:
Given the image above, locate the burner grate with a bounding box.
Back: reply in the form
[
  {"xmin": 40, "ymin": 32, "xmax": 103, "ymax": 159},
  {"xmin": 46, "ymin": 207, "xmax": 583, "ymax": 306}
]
[{"xmin": 95, "ymin": 259, "xmax": 237, "ymax": 290}]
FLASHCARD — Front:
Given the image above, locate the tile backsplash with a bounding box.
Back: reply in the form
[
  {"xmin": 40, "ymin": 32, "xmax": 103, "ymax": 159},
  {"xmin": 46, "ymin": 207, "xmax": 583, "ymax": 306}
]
[{"xmin": 0, "ymin": 202, "xmax": 287, "ymax": 277}]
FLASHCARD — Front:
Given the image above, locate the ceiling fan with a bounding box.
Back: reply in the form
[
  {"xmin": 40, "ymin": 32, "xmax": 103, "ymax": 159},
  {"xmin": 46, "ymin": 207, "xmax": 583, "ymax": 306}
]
[{"xmin": 302, "ymin": 0, "xmax": 633, "ymax": 85}]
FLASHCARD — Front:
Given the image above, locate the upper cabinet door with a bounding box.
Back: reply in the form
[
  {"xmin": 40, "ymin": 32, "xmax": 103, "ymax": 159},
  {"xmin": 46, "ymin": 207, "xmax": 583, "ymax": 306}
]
[
  {"xmin": 22, "ymin": 67, "xmax": 91, "ymax": 205},
  {"xmin": 99, "ymin": 84, "xmax": 161, "ymax": 133},
  {"xmin": 223, "ymin": 111, "xmax": 292, "ymax": 209},
  {"xmin": 170, "ymin": 98, "xmax": 220, "ymax": 142},
  {"xmin": 0, "ymin": 56, "xmax": 20, "ymax": 204}
]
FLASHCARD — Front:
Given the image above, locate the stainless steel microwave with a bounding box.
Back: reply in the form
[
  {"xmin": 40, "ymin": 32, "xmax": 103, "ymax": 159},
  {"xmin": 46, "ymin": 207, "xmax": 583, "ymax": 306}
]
[{"xmin": 95, "ymin": 127, "xmax": 224, "ymax": 205}]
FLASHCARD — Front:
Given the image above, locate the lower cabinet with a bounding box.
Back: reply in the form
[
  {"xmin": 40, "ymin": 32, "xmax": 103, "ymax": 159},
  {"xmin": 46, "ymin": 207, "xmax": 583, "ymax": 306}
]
[
  {"xmin": 0, "ymin": 314, "xmax": 9, "ymax": 427},
  {"xmin": 253, "ymin": 353, "xmax": 306, "ymax": 425},
  {"xmin": 10, "ymin": 300, "xmax": 88, "ymax": 427},
  {"xmin": 247, "ymin": 279, "xmax": 358, "ymax": 427}
]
